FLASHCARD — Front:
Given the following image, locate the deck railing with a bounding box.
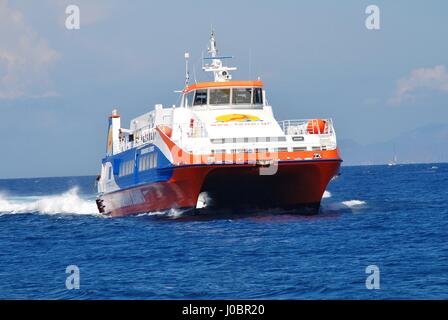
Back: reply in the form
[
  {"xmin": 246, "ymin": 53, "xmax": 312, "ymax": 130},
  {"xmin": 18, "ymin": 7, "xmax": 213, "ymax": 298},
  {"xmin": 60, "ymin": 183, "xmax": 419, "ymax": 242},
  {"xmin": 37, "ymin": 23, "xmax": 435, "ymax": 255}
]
[
  {"xmin": 278, "ymin": 119, "xmax": 335, "ymax": 136},
  {"xmin": 117, "ymin": 118, "xmax": 337, "ymax": 154}
]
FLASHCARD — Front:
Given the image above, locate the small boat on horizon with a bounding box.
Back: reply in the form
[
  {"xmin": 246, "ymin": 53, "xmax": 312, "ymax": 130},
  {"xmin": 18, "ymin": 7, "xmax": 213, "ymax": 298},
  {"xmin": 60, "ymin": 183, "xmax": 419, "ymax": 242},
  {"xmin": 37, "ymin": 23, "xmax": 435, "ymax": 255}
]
[
  {"xmin": 95, "ymin": 31, "xmax": 342, "ymax": 217},
  {"xmin": 388, "ymin": 155, "xmax": 398, "ymax": 166},
  {"xmin": 388, "ymin": 144, "xmax": 398, "ymax": 166}
]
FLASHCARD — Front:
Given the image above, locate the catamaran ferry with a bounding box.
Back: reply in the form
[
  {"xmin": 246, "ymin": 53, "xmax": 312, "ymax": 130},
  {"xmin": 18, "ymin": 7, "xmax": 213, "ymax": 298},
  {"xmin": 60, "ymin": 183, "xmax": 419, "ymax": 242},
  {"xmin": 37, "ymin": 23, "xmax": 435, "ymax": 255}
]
[{"xmin": 96, "ymin": 31, "xmax": 342, "ymax": 217}]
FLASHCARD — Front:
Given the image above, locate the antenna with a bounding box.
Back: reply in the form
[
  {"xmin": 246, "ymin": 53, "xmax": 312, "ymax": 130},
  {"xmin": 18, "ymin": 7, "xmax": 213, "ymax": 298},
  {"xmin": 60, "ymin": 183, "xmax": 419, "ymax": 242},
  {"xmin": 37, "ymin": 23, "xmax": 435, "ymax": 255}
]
[
  {"xmin": 184, "ymin": 52, "xmax": 190, "ymax": 88},
  {"xmin": 248, "ymin": 48, "xmax": 252, "ymax": 80},
  {"xmin": 209, "ymin": 29, "xmax": 217, "ymax": 57},
  {"xmin": 201, "ymin": 51, "xmax": 204, "ymax": 71},
  {"xmin": 193, "ymin": 64, "xmax": 197, "ymax": 84}
]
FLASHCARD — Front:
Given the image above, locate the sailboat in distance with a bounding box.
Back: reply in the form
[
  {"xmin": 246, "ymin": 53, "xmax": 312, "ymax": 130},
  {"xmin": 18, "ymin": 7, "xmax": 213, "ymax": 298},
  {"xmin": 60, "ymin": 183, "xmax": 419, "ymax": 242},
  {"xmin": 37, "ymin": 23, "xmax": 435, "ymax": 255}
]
[{"xmin": 388, "ymin": 145, "xmax": 398, "ymax": 166}]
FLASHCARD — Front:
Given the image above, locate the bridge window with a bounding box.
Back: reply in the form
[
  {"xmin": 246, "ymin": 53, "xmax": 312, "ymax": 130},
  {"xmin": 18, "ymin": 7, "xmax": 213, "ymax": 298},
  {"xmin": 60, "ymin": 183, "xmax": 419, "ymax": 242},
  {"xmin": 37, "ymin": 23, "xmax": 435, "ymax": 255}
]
[
  {"xmin": 232, "ymin": 88, "xmax": 252, "ymax": 104},
  {"xmin": 190, "ymin": 87, "xmax": 264, "ymax": 108},
  {"xmin": 253, "ymin": 88, "xmax": 263, "ymax": 104},
  {"xmin": 193, "ymin": 89, "xmax": 207, "ymax": 106},
  {"xmin": 210, "ymin": 88, "xmax": 231, "ymax": 105}
]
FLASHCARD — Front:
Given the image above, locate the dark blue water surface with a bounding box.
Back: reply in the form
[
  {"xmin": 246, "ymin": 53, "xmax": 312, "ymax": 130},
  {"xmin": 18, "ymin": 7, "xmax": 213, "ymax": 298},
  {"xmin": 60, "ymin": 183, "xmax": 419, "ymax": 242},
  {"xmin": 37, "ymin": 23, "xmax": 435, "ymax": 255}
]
[{"xmin": 0, "ymin": 164, "xmax": 447, "ymax": 299}]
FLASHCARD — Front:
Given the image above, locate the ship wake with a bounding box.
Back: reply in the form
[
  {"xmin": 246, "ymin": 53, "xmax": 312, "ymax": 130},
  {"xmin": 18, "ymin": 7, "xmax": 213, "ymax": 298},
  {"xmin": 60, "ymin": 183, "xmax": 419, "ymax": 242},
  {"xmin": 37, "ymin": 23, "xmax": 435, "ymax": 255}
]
[
  {"xmin": 135, "ymin": 207, "xmax": 189, "ymax": 219},
  {"xmin": 0, "ymin": 187, "xmax": 366, "ymax": 218},
  {"xmin": 0, "ymin": 187, "xmax": 100, "ymax": 216}
]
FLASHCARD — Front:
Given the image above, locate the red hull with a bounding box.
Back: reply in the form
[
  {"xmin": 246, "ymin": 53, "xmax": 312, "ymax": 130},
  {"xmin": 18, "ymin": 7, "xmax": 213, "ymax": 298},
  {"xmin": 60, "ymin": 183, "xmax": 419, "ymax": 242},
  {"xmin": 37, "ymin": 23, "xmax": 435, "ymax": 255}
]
[{"xmin": 99, "ymin": 159, "xmax": 341, "ymax": 217}]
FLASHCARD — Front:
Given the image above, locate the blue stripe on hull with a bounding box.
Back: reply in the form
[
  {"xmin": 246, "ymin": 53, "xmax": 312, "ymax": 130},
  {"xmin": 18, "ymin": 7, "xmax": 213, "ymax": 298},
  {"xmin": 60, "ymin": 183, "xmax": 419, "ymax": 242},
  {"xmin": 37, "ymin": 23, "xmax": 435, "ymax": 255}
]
[{"xmin": 102, "ymin": 143, "xmax": 173, "ymax": 190}]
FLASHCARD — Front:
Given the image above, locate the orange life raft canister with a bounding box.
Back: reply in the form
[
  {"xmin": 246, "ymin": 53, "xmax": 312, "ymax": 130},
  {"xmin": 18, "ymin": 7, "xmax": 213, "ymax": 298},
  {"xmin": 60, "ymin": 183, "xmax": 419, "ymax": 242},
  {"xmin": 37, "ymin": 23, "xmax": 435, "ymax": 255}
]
[{"xmin": 306, "ymin": 119, "xmax": 326, "ymax": 134}]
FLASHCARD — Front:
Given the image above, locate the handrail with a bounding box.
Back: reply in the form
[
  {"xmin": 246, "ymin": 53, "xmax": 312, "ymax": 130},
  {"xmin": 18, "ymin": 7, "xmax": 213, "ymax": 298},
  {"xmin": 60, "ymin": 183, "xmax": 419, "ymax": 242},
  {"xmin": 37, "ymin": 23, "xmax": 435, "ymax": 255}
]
[
  {"xmin": 278, "ymin": 119, "xmax": 334, "ymax": 135},
  {"xmin": 118, "ymin": 125, "xmax": 157, "ymax": 153}
]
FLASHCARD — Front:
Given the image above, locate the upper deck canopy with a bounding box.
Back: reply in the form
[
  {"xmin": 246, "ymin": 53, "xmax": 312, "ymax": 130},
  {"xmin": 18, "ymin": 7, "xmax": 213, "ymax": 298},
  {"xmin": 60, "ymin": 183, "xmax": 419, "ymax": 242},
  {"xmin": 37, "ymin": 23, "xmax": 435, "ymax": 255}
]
[{"xmin": 184, "ymin": 80, "xmax": 263, "ymax": 93}]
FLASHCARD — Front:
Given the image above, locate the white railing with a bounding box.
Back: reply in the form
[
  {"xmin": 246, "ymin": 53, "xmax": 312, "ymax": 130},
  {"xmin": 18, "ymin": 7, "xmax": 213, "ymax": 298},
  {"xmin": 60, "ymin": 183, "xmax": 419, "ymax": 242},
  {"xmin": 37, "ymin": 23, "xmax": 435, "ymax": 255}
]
[
  {"xmin": 117, "ymin": 120, "xmax": 209, "ymax": 154},
  {"xmin": 118, "ymin": 125, "xmax": 157, "ymax": 153},
  {"xmin": 117, "ymin": 118, "xmax": 337, "ymax": 154}
]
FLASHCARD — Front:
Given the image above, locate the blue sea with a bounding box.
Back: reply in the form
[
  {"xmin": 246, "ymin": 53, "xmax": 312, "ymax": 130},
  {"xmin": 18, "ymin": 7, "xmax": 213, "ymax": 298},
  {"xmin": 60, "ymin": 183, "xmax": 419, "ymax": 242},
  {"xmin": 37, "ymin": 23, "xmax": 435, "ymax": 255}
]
[{"xmin": 0, "ymin": 164, "xmax": 447, "ymax": 299}]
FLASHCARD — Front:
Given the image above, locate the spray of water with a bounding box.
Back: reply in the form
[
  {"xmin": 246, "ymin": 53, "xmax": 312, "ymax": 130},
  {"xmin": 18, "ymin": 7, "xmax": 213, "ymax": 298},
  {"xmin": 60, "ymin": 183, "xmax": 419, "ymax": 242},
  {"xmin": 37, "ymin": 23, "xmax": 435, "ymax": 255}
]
[
  {"xmin": 0, "ymin": 187, "xmax": 99, "ymax": 216},
  {"xmin": 0, "ymin": 186, "xmax": 366, "ymax": 218}
]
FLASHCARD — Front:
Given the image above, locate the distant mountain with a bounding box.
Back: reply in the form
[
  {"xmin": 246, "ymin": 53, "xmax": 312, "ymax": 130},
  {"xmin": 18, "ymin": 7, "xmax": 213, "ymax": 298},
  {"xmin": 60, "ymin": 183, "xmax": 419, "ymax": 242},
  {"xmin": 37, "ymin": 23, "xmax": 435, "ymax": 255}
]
[{"xmin": 339, "ymin": 123, "xmax": 448, "ymax": 165}]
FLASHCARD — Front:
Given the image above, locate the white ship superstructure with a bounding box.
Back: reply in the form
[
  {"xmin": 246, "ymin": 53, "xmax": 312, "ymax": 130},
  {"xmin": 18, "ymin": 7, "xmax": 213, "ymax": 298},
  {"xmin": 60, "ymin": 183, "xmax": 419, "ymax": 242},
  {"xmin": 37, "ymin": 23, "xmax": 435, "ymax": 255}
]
[{"xmin": 96, "ymin": 31, "xmax": 342, "ymax": 217}]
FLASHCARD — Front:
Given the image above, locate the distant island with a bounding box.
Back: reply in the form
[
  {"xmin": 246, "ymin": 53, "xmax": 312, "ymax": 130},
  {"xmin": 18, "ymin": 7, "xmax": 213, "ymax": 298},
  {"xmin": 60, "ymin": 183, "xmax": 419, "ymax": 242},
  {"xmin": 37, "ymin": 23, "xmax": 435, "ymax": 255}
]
[{"xmin": 339, "ymin": 123, "xmax": 448, "ymax": 166}]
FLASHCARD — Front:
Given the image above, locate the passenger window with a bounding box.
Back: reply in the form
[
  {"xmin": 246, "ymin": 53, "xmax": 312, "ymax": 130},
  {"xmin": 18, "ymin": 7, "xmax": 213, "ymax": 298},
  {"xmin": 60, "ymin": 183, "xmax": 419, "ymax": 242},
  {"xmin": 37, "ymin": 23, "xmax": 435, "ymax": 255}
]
[
  {"xmin": 193, "ymin": 90, "xmax": 208, "ymax": 105},
  {"xmin": 232, "ymin": 88, "xmax": 252, "ymax": 104},
  {"xmin": 210, "ymin": 89, "xmax": 231, "ymax": 105}
]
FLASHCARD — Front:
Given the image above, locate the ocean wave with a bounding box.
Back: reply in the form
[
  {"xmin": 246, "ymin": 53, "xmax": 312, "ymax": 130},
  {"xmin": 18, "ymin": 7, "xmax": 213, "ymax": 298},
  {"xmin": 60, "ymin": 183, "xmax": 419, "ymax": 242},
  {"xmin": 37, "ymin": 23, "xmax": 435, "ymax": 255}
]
[{"xmin": 0, "ymin": 187, "xmax": 100, "ymax": 216}]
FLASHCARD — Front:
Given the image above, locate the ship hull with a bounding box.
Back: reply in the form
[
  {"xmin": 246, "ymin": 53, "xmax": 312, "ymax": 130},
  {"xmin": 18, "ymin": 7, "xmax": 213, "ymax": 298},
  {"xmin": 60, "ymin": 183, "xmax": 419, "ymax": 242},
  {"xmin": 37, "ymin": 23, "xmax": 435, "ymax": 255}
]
[{"xmin": 98, "ymin": 159, "xmax": 341, "ymax": 217}]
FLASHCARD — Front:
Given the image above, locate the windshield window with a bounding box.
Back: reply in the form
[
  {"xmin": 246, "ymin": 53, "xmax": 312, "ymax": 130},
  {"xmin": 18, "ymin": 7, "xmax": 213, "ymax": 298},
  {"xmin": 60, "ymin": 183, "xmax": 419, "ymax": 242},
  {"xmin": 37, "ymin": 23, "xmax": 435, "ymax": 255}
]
[
  {"xmin": 193, "ymin": 89, "xmax": 207, "ymax": 105},
  {"xmin": 209, "ymin": 89, "xmax": 231, "ymax": 105},
  {"xmin": 232, "ymin": 88, "xmax": 252, "ymax": 104}
]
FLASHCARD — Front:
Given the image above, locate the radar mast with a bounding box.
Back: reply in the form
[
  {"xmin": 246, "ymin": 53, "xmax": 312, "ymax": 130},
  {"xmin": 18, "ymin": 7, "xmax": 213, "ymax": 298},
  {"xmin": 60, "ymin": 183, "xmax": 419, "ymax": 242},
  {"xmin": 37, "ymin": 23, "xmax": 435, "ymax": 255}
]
[{"xmin": 202, "ymin": 30, "xmax": 237, "ymax": 82}]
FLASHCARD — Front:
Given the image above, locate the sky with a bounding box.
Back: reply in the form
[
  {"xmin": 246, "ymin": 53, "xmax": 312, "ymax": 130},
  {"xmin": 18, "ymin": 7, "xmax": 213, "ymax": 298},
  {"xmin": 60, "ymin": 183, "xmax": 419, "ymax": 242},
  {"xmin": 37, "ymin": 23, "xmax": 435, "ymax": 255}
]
[{"xmin": 0, "ymin": 0, "xmax": 447, "ymax": 178}]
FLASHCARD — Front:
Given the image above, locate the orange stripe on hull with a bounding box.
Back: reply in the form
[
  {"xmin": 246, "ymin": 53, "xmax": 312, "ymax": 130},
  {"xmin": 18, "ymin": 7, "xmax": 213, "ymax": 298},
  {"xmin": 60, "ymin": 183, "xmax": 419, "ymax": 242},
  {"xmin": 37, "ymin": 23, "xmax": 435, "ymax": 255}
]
[{"xmin": 156, "ymin": 126, "xmax": 342, "ymax": 165}]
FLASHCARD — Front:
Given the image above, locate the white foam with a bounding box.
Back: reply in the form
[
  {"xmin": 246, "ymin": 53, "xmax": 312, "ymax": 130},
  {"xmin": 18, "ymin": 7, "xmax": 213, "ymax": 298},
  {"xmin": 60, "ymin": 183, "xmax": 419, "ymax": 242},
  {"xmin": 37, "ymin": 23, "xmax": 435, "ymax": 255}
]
[
  {"xmin": 323, "ymin": 191, "xmax": 332, "ymax": 198},
  {"xmin": 323, "ymin": 199, "xmax": 366, "ymax": 211},
  {"xmin": 341, "ymin": 200, "xmax": 366, "ymax": 207},
  {"xmin": 166, "ymin": 208, "xmax": 185, "ymax": 218},
  {"xmin": 0, "ymin": 187, "xmax": 99, "ymax": 216},
  {"xmin": 135, "ymin": 207, "xmax": 187, "ymax": 219},
  {"xmin": 196, "ymin": 191, "xmax": 212, "ymax": 209},
  {"xmin": 136, "ymin": 211, "xmax": 165, "ymax": 217}
]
